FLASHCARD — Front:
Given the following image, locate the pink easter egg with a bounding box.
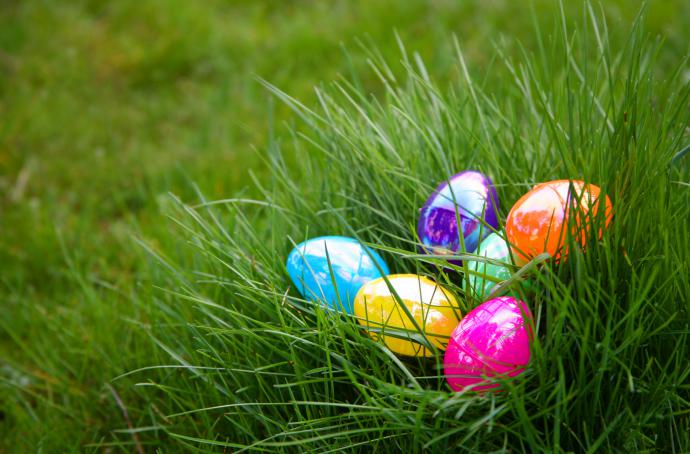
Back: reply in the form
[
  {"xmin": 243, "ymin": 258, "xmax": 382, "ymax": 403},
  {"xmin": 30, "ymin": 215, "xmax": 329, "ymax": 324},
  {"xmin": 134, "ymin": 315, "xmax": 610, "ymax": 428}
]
[{"xmin": 444, "ymin": 296, "xmax": 533, "ymax": 392}]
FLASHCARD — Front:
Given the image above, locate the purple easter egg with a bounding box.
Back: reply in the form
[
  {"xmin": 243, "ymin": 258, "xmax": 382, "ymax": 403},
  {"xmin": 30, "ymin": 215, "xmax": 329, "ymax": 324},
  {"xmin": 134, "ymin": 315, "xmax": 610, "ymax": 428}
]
[
  {"xmin": 443, "ymin": 296, "xmax": 533, "ymax": 392},
  {"xmin": 417, "ymin": 171, "xmax": 499, "ymax": 260}
]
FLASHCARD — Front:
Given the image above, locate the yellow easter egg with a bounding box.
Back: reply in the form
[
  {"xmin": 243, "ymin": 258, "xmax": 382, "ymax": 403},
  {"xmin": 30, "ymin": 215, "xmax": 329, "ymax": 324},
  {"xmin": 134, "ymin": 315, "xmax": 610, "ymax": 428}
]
[{"xmin": 353, "ymin": 274, "xmax": 462, "ymax": 357}]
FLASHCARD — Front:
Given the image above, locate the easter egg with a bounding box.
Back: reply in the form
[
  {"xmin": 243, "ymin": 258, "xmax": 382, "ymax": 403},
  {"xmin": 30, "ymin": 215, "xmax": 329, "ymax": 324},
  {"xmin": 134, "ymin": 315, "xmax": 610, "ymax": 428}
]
[
  {"xmin": 467, "ymin": 233, "xmax": 514, "ymax": 300},
  {"xmin": 353, "ymin": 274, "xmax": 462, "ymax": 357},
  {"xmin": 505, "ymin": 180, "xmax": 612, "ymax": 264},
  {"xmin": 286, "ymin": 236, "xmax": 390, "ymax": 314},
  {"xmin": 418, "ymin": 170, "xmax": 499, "ymax": 261},
  {"xmin": 444, "ymin": 296, "xmax": 533, "ymax": 392}
]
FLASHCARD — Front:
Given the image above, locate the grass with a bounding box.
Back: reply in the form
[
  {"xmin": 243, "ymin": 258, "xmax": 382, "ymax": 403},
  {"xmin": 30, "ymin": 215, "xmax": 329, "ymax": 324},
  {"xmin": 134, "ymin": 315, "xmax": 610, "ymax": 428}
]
[{"xmin": 1, "ymin": 0, "xmax": 689, "ymax": 451}]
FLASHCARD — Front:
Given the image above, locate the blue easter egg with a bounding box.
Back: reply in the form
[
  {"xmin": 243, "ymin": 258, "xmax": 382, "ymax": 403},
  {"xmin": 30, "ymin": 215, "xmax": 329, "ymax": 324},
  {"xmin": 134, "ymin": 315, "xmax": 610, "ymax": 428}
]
[{"xmin": 286, "ymin": 236, "xmax": 390, "ymax": 314}]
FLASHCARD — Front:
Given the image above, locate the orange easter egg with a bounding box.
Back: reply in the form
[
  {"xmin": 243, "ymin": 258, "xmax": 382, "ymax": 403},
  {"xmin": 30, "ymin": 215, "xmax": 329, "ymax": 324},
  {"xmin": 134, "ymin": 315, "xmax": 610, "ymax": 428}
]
[{"xmin": 506, "ymin": 180, "xmax": 612, "ymax": 264}]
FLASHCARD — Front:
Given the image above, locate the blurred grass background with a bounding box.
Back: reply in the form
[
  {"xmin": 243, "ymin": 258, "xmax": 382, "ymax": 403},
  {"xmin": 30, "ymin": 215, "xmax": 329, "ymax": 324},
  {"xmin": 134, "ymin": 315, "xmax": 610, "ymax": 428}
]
[{"xmin": 1, "ymin": 0, "xmax": 688, "ymax": 449}]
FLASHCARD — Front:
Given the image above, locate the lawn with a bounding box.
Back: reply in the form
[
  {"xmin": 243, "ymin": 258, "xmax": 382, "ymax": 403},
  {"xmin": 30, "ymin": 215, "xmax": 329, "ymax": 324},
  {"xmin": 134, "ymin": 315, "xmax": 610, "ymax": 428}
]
[{"xmin": 1, "ymin": 0, "xmax": 689, "ymax": 451}]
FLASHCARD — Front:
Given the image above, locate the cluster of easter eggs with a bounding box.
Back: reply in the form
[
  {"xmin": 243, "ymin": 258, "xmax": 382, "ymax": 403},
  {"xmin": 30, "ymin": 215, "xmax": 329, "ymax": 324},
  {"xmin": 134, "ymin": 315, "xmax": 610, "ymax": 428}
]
[{"xmin": 286, "ymin": 171, "xmax": 612, "ymax": 392}]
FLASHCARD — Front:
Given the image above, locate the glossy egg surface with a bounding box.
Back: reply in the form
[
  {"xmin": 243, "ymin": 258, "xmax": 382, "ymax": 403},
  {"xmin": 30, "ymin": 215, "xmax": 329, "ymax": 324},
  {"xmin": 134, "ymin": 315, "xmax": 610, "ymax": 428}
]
[
  {"xmin": 417, "ymin": 170, "xmax": 499, "ymax": 260},
  {"xmin": 506, "ymin": 180, "xmax": 612, "ymax": 263},
  {"xmin": 354, "ymin": 274, "xmax": 462, "ymax": 357},
  {"xmin": 467, "ymin": 233, "xmax": 514, "ymax": 300},
  {"xmin": 286, "ymin": 236, "xmax": 390, "ymax": 314},
  {"xmin": 444, "ymin": 296, "xmax": 532, "ymax": 391}
]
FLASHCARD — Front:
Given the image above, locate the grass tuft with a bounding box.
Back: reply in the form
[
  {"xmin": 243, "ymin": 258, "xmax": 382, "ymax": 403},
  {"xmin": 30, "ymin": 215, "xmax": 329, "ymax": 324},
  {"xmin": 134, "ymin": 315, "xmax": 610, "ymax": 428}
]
[
  {"xmin": 129, "ymin": 6, "xmax": 690, "ymax": 452},
  {"xmin": 2, "ymin": 1, "xmax": 689, "ymax": 451}
]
